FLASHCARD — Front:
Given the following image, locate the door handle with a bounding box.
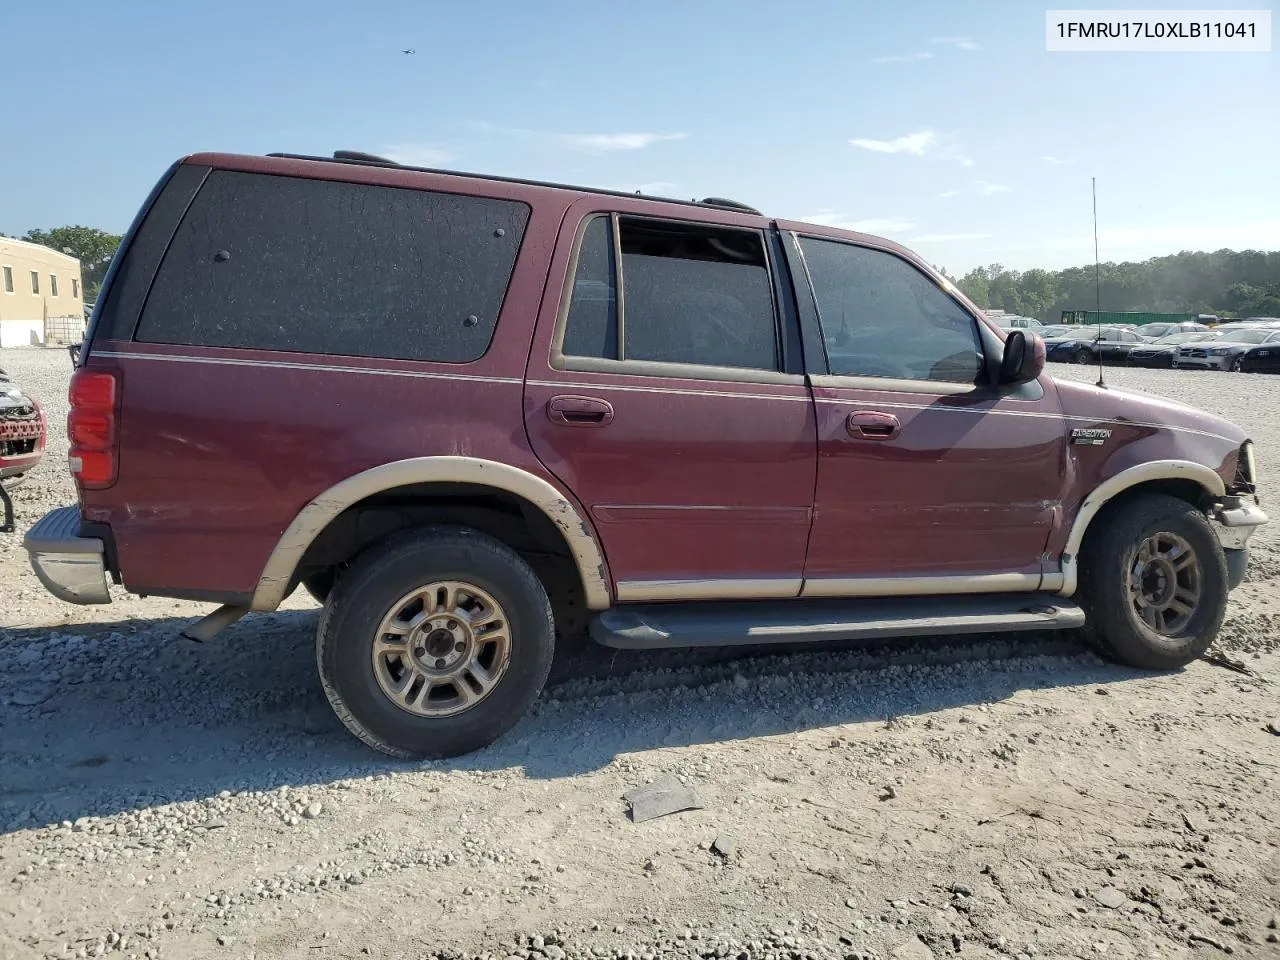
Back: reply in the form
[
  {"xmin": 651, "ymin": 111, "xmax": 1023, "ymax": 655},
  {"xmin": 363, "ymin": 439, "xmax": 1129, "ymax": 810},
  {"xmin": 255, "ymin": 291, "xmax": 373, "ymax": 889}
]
[
  {"xmin": 847, "ymin": 410, "xmax": 901, "ymax": 440},
  {"xmin": 547, "ymin": 395, "xmax": 614, "ymax": 427}
]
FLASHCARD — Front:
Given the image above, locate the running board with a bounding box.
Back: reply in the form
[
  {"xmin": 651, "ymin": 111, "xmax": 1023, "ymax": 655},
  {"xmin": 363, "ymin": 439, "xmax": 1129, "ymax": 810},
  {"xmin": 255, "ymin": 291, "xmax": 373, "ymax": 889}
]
[{"xmin": 589, "ymin": 593, "xmax": 1085, "ymax": 650}]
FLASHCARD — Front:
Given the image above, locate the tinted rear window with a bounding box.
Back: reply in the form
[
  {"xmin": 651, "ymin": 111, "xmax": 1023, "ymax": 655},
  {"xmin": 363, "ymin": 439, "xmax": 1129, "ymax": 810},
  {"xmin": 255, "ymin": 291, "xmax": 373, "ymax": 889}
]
[{"xmin": 136, "ymin": 171, "xmax": 530, "ymax": 362}]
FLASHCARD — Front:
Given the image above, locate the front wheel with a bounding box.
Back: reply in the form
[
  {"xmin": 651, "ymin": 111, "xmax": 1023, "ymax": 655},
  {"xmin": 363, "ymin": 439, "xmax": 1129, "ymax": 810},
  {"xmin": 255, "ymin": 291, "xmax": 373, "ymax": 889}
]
[
  {"xmin": 1075, "ymin": 347, "xmax": 1093, "ymax": 365},
  {"xmin": 1077, "ymin": 494, "xmax": 1228, "ymax": 670},
  {"xmin": 1229, "ymin": 356, "xmax": 1244, "ymax": 372},
  {"xmin": 316, "ymin": 527, "xmax": 555, "ymax": 758}
]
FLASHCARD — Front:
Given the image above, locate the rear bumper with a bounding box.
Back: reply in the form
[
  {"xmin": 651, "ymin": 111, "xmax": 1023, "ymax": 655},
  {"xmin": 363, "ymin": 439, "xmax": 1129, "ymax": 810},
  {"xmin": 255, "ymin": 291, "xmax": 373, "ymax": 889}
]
[{"xmin": 23, "ymin": 505, "xmax": 112, "ymax": 605}]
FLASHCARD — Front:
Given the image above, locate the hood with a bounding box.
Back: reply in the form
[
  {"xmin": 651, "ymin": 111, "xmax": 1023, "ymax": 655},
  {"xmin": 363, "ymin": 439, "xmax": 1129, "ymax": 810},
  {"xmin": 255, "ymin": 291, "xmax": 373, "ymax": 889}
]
[{"xmin": 1053, "ymin": 378, "xmax": 1246, "ymax": 447}]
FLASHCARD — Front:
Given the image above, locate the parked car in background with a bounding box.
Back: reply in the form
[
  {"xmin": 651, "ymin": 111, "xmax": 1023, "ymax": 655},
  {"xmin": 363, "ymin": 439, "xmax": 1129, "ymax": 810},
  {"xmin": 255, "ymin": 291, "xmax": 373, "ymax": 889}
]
[
  {"xmin": 1045, "ymin": 326, "xmax": 1146, "ymax": 364},
  {"xmin": 994, "ymin": 315, "xmax": 1043, "ymax": 329},
  {"xmin": 21, "ymin": 150, "xmax": 1269, "ymax": 759},
  {"xmin": 1237, "ymin": 340, "xmax": 1280, "ymax": 374},
  {"xmin": 1037, "ymin": 325, "xmax": 1073, "ymax": 339},
  {"xmin": 1175, "ymin": 327, "xmax": 1280, "ymax": 371},
  {"xmin": 0, "ymin": 367, "xmax": 46, "ymax": 532},
  {"xmin": 1140, "ymin": 321, "xmax": 1210, "ymax": 339},
  {"xmin": 1127, "ymin": 331, "xmax": 1225, "ymax": 368}
]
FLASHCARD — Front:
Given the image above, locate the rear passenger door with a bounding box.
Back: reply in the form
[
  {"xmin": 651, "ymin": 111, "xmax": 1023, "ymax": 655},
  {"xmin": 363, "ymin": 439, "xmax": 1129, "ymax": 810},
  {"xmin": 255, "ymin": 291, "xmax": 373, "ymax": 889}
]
[{"xmin": 524, "ymin": 204, "xmax": 817, "ymax": 603}]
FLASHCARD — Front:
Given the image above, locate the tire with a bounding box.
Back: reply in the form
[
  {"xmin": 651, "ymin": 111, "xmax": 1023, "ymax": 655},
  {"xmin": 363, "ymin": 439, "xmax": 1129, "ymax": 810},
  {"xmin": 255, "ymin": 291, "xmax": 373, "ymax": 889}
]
[
  {"xmin": 1229, "ymin": 356, "xmax": 1244, "ymax": 372},
  {"xmin": 316, "ymin": 526, "xmax": 555, "ymax": 759},
  {"xmin": 1077, "ymin": 494, "xmax": 1228, "ymax": 670},
  {"xmin": 1075, "ymin": 347, "xmax": 1093, "ymax": 365}
]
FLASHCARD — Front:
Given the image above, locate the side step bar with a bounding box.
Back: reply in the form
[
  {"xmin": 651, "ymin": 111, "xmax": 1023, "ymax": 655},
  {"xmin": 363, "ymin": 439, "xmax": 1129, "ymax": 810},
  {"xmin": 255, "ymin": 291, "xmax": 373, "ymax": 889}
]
[{"xmin": 589, "ymin": 594, "xmax": 1086, "ymax": 650}]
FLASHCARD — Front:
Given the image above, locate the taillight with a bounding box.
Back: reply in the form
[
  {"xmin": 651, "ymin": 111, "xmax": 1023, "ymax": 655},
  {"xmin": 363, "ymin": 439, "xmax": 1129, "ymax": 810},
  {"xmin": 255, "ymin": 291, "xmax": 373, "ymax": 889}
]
[{"xmin": 68, "ymin": 369, "xmax": 119, "ymax": 489}]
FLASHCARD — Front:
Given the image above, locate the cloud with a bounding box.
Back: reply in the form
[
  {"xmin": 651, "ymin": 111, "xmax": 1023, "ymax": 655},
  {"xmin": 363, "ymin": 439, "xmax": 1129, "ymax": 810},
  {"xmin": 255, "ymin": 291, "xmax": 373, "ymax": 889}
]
[
  {"xmin": 381, "ymin": 143, "xmax": 455, "ymax": 166},
  {"xmin": 849, "ymin": 130, "xmax": 938, "ymax": 156},
  {"xmin": 931, "ymin": 36, "xmax": 980, "ymax": 50},
  {"xmin": 849, "ymin": 129, "xmax": 974, "ymax": 166},
  {"xmin": 872, "ymin": 51, "xmax": 934, "ymax": 63},
  {"xmin": 909, "ymin": 232, "xmax": 994, "ymax": 242},
  {"xmin": 938, "ymin": 181, "xmax": 1010, "ymax": 198},
  {"xmin": 799, "ymin": 211, "xmax": 916, "ymax": 234},
  {"xmin": 939, "ymin": 144, "xmax": 975, "ymax": 167},
  {"xmin": 470, "ymin": 122, "xmax": 687, "ymax": 153},
  {"xmin": 560, "ymin": 132, "xmax": 687, "ymax": 152},
  {"xmin": 1042, "ymin": 155, "xmax": 1073, "ymax": 165}
]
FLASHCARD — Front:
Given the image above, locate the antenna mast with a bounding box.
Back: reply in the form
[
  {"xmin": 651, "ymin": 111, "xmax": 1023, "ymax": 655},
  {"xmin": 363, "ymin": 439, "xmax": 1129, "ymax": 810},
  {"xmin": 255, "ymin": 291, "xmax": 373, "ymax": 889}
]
[{"xmin": 1093, "ymin": 177, "xmax": 1105, "ymax": 388}]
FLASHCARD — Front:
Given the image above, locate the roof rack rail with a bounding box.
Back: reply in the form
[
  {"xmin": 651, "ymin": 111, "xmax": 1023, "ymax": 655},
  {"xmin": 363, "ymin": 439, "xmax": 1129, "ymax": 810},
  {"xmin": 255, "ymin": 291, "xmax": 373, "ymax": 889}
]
[
  {"xmin": 700, "ymin": 197, "xmax": 761, "ymax": 215},
  {"xmin": 261, "ymin": 151, "xmax": 765, "ymax": 219},
  {"xmin": 332, "ymin": 150, "xmax": 397, "ymax": 164}
]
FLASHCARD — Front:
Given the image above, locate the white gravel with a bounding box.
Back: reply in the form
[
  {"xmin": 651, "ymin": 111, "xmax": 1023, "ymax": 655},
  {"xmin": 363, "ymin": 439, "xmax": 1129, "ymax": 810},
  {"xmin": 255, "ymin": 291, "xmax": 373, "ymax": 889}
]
[{"xmin": 2, "ymin": 347, "xmax": 1278, "ymax": 960}]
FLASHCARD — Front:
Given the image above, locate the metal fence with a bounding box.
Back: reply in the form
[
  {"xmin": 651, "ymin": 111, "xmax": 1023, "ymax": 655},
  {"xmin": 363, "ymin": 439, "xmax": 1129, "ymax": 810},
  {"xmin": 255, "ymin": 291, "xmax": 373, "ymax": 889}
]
[{"xmin": 44, "ymin": 314, "xmax": 87, "ymax": 345}]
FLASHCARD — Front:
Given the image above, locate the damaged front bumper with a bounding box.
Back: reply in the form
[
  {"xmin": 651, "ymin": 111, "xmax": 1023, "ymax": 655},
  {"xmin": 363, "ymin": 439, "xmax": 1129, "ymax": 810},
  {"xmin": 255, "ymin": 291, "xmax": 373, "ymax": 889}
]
[{"xmin": 1211, "ymin": 496, "xmax": 1268, "ymax": 590}]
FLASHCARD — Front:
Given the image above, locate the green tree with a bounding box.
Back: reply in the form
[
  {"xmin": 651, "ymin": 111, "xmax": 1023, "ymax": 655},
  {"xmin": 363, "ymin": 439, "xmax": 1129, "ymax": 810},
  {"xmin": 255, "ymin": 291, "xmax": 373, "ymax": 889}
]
[
  {"xmin": 957, "ymin": 267, "xmax": 990, "ymax": 308},
  {"xmin": 22, "ymin": 226, "xmax": 122, "ymax": 301}
]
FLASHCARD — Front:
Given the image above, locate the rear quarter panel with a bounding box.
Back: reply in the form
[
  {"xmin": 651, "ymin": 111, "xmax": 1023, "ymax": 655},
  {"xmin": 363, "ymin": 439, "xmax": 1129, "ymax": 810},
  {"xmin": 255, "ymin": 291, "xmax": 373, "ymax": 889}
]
[{"xmin": 79, "ymin": 177, "xmax": 579, "ymax": 600}]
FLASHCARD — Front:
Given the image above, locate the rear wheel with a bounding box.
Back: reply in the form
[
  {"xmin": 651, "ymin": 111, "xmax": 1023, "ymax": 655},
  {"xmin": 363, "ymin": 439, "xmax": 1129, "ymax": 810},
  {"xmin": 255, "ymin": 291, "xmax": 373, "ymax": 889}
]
[
  {"xmin": 1077, "ymin": 494, "xmax": 1228, "ymax": 670},
  {"xmin": 1074, "ymin": 347, "xmax": 1093, "ymax": 364},
  {"xmin": 316, "ymin": 527, "xmax": 555, "ymax": 758}
]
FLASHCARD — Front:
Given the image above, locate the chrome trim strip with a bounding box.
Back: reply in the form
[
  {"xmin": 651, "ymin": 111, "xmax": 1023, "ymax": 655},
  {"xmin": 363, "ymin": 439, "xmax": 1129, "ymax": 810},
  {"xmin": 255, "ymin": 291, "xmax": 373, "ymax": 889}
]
[
  {"xmin": 615, "ymin": 578, "xmax": 802, "ymax": 602},
  {"xmin": 812, "ymin": 395, "xmax": 1238, "ymax": 441},
  {"xmin": 802, "ymin": 572, "xmax": 1043, "ymax": 599},
  {"xmin": 92, "ymin": 351, "xmax": 523, "ymax": 386},
  {"xmin": 1056, "ymin": 460, "xmax": 1227, "ymax": 597},
  {"xmin": 527, "ymin": 378, "xmax": 810, "ymax": 403}
]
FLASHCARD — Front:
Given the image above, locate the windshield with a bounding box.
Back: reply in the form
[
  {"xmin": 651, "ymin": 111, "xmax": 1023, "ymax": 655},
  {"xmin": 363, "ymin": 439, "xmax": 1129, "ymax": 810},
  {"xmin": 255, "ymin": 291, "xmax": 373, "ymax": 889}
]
[
  {"xmin": 1155, "ymin": 331, "xmax": 1222, "ymax": 344},
  {"xmin": 1225, "ymin": 329, "xmax": 1276, "ymax": 344}
]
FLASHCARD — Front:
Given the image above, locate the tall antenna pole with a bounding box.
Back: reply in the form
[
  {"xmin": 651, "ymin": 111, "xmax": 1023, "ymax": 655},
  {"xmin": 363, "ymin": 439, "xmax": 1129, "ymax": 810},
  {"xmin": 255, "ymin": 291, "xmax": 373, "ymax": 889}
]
[{"xmin": 1093, "ymin": 176, "xmax": 1105, "ymax": 388}]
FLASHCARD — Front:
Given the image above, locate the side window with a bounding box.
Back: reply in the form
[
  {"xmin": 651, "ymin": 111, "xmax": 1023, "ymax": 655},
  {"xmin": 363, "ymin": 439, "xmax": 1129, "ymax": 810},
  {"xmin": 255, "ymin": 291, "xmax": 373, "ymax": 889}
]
[
  {"xmin": 560, "ymin": 215, "xmax": 778, "ymax": 372},
  {"xmin": 798, "ymin": 238, "xmax": 984, "ymax": 384},
  {"xmin": 561, "ymin": 216, "xmax": 618, "ymax": 360},
  {"xmin": 137, "ymin": 171, "xmax": 531, "ymax": 363},
  {"xmin": 1123, "ymin": 331, "xmax": 1142, "ymax": 342}
]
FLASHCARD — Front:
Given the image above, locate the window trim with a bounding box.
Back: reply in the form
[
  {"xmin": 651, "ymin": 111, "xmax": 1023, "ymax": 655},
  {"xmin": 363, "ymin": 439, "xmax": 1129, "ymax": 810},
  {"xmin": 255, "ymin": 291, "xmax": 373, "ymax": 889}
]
[
  {"xmin": 789, "ymin": 231, "xmax": 1042, "ymax": 399},
  {"xmin": 551, "ymin": 212, "xmax": 799, "ymax": 385},
  {"xmin": 72, "ymin": 277, "xmax": 80, "ymax": 299},
  {"xmin": 30, "ymin": 270, "xmax": 40, "ymax": 295},
  {"xmin": 1, "ymin": 265, "xmax": 13, "ymax": 294},
  {"xmin": 50, "ymin": 274, "xmax": 59, "ymax": 297}
]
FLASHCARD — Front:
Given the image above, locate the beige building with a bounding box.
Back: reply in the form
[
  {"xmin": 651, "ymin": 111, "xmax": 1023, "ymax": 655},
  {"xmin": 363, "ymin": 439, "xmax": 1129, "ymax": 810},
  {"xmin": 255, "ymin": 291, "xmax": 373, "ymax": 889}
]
[{"xmin": 0, "ymin": 237, "xmax": 85, "ymax": 347}]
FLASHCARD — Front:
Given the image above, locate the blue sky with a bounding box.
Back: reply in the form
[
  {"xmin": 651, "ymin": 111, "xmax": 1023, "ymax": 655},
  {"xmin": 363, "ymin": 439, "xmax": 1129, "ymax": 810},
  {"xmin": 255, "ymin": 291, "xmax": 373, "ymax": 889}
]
[{"xmin": 2, "ymin": 0, "xmax": 1276, "ymax": 273}]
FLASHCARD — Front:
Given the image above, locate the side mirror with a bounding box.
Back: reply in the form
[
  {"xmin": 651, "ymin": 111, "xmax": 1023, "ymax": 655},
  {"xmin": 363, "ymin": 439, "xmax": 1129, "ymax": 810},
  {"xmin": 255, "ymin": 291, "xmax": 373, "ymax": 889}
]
[{"xmin": 1000, "ymin": 330, "xmax": 1046, "ymax": 385}]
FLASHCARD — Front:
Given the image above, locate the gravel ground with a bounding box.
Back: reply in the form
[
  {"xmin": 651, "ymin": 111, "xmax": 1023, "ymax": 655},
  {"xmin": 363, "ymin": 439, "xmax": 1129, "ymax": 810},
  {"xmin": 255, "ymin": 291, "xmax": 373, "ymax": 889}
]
[{"xmin": 1, "ymin": 347, "xmax": 1277, "ymax": 960}]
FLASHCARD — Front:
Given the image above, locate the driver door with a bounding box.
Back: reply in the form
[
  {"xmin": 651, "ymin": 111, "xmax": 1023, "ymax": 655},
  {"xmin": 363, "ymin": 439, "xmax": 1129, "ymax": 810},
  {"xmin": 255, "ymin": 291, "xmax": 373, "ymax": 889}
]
[{"xmin": 782, "ymin": 228, "xmax": 1069, "ymax": 594}]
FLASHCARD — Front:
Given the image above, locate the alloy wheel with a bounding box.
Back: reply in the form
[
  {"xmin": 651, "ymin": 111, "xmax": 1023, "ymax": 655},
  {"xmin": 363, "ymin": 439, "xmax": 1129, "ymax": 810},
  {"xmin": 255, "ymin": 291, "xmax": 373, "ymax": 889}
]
[
  {"xmin": 1127, "ymin": 532, "xmax": 1202, "ymax": 636},
  {"xmin": 370, "ymin": 580, "xmax": 512, "ymax": 717}
]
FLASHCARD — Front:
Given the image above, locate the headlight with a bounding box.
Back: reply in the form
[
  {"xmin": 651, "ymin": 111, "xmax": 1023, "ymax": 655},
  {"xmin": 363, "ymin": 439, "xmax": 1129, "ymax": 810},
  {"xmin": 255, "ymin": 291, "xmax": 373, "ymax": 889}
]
[
  {"xmin": 1244, "ymin": 441, "xmax": 1258, "ymax": 488},
  {"xmin": 1209, "ymin": 347, "xmax": 1235, "ymax": 355}
]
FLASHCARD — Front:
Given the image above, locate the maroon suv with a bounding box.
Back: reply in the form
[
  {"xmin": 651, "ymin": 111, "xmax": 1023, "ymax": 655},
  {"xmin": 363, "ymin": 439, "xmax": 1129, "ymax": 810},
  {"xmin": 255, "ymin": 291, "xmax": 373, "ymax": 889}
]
[{"xmin": 24, "ymin": 151, "xmax": 1268, "ymax": 758}]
